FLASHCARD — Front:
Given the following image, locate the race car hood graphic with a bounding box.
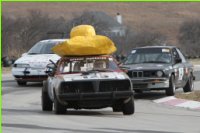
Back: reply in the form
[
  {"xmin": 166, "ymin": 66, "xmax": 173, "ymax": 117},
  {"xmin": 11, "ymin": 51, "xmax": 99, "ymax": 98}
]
[
  {"xmin": 14, "ymin": 54, "xmax": 60, "ymax": 68},
  {"xmin": 60, "ymin": 72, "xmax": 128, "ymax": 82}
]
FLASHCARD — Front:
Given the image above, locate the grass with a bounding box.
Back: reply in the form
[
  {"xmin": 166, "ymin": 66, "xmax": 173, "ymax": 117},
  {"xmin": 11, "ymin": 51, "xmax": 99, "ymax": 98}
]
[{"xmin": 175, "ymin": 91, "xmax": 200, "ymax": 102}]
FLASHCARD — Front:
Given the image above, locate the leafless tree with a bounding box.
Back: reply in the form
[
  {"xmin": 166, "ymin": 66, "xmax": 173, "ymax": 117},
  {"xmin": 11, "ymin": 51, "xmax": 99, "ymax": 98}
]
[
  {"xmin": 2, "ymin": 10, "xmax": 170, "ymax": 59},
  {"xmin": 2, "ymin": 10, "xmax": 67, "ymax": 58},
  {"xmin": 178, "ymin": 19, "xmax": 200, "ymax": 56}
]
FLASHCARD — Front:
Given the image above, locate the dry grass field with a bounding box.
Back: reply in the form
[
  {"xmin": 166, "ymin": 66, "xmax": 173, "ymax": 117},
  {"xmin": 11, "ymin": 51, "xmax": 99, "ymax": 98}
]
[
  {"xmin": 176, "ymin": 91, "xmax": 200, "ymax": 102},
  {"xmin": 189, "ymin": 59, "xmax": 200, "ymax": 65},
  {"xmin": 2, "ymin": 2, "xmax": 200, "ymax": 44}
]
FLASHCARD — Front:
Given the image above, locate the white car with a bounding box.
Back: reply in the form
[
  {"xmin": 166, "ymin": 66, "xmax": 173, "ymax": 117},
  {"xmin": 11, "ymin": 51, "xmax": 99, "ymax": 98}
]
[{"xmin": 12, "ymin": 39, "xmax": 66, "ymax": 86}]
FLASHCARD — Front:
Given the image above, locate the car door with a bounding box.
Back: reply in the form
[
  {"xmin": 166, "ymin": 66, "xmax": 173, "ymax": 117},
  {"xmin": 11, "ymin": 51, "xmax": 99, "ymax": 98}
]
[
  {"xmin": 47, "ymin": 75, "xmax": 55, "ymax": 100},
  {"xmin": 47, "ymin": 62, "xmax": 59, "ymax": 100},
  {"xmin": 172, "ymin": 48, "xmax": 186, "ymax": 88},
  {"xmin": 176, "ymin": 48, "xmax": 193, "ymax": 87}
]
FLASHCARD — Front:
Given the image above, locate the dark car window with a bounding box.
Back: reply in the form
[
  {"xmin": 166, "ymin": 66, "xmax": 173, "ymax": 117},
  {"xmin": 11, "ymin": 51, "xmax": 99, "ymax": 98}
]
[
  {"xmin": 28, "ymin": 41, "xmax": 61, "ymax": 54},
  {"xmin": 124, "ymin": 48, "xmax": 172, "ymax": 64},
  {"xmin": 59, "ymin": 57, "xmax": 120, "ymax": 73}
]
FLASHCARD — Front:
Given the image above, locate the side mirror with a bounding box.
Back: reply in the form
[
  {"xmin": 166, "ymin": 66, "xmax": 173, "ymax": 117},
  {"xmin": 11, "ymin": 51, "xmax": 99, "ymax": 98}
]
[
  {"xmin": 175, "ymin": 58, "xmax": 182, "ymax": 64},
  {"xmin": 22, "ymin": 53, "xmax": 27, "ymax": 57},
  {"xmin": 46, "ymin": 63, "xmax": 56, "ymax": 76},
  {"xmin": 46, "ymin": 63, "xmax": 55, "ymax": 69}
]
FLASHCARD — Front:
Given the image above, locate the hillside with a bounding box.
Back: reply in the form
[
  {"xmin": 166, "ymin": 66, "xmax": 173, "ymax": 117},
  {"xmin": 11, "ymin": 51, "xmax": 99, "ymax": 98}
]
[{"xmin": 2, "ymin": 2, "xmax": 200, "ymax": 44}]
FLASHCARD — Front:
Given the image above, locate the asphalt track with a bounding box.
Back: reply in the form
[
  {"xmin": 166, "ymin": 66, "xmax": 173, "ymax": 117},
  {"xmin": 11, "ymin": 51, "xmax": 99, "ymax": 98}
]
[{"xmin": 2, "ymin": 72, "xmax": 200, "ymax": 133}]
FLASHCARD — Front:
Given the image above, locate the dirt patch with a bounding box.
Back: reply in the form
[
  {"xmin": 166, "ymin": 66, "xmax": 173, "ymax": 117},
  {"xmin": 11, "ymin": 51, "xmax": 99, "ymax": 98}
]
[
  {"xmin": 189, "ymin": 59, "xmax": 200, "ymax": 65},
  {"xmin": 2, "ymin": 67, "xmax": 12, "ymax": 74},
  {"xmin": 175, "ymin": 91, "xmax": 200, "ymax": 102}
]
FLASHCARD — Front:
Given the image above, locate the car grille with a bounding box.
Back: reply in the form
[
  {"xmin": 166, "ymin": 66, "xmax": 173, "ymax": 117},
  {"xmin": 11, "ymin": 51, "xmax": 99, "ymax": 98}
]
[
  {"xmin": 15, "ymin": 75, "xmax": 47, "ymax": 79},
  {"xmin": 133, "ymin": 84, "xmax": 147, "ymax": 89},
  {"xmin": 60, "ymin": 80, "xmax": 131, "ymax": 93},
  {"xmin": 99, "ymin": 80, "xmax": 130, "ymax": 92},
  {"xmin": 127, "ymin": 70, "xmax": 157, "ymax": 78}
]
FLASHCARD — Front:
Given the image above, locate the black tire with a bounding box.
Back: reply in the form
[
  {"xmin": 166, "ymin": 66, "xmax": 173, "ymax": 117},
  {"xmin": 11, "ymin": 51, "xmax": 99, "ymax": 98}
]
[
  {"xmin": 17, "ymin": 81, "xmax": 27, "ymax": 86},
  {"xmin": 42, "ymin": 81, "xmax": 53, "ymax": 111},
  {"xmin": 122, "ymin": 96, "xmax": 135, "ymax": 115},
  {"xmin": 166, "ymin": 75, "xmax": 175, "ymax": 96},
  {"xmin": 112, "ymin": 100, "xmax": 123, "ymax": 112},
  {"xmin": 113, "ymin": 107, "xmax": 122, "ymax": 112},
  {"xmin": 134, "ymin": 90, "xmax": 143, "ymax": 93},
  {"xmin": 183, "ymin": 74, "xmax": 194, "ymax": 92},
  {"xmin": 54, "ymin": 92, "xmax": 66, "ymax": 114}
]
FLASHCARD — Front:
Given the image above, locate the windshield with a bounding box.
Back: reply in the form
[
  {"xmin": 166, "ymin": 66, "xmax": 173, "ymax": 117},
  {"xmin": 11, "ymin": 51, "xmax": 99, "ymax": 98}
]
[
  {"xmin": 59, "ymin": 57, "xmax": 120, "ymax": 73},
  {"xmin": 124, "ymin": 48, "xmax": 172, "ymax": 64},
  {"xmin": 28, "ymin": 41, "xmax": 61, "ymax": 54}
]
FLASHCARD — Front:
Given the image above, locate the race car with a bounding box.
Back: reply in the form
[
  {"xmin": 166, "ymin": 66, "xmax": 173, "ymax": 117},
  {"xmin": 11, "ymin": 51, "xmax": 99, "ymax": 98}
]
[
  {"xmin": 12, "ymin": 39, "xmax": 67, "ymax": 86},
  {"xmin": 123, "ymin": 46, "xmax": 195, "ymax": 96},
  {"xmin": 42, "ymin": 55, "xmax": 134, "ymax": 115}
]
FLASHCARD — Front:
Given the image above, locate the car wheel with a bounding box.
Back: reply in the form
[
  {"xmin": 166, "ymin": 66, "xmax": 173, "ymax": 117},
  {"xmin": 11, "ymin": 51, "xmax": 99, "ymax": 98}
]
[
  {"xmin": 122, "ymin": 96, "xmax": 135, "ymax": 115},
  {"xmin": 17, "ymin": 81, "xmax": 27, "ymax": 86},
  {"xmin": 42, "ymin": 81, "xmax": 53, "ymax": 111},
  {"xmin": 54, "ymin": 92, "xmax": 66, "ymax": 114},
  {"xmin": 166, "ymin": 75, "xmax": 175, "ymax": 96},
  {"xmin": 183, "ymin": 74, "xmax": 194, "ymax": 92}
]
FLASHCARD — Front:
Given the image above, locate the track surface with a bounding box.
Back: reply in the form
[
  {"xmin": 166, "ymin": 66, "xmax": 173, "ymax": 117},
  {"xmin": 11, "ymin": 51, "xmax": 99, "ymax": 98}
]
[{"xmin": 2, "ymin": 72, "xmax": 200, "ymax": 133}]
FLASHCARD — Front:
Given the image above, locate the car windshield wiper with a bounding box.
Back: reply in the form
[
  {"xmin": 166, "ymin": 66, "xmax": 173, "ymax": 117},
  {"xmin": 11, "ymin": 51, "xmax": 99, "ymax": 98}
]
[
  {"xmin": 124, "ymin": 63, "xmax": 133, "ymax": 65},
  {"xmin": 124, "ymin": 63, "xmax": 139, "ymax": 65},
  {"xmin": 82, "ymin": 68, "xmax": 114, "ymax": 75},
  {"xmin": 142, "ymin": 61, "xmax": 168, "ymax": 63}
]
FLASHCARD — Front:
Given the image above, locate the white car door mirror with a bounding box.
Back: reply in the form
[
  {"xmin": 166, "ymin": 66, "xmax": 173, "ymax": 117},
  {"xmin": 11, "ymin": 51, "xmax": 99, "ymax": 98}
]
[
  {"xmin": 47, "ymin": 63, "xmax": 56, "ymax": 69},
  {"xmin": 46, "ymin": 63, "xmax": 56, "ymax": 76}
]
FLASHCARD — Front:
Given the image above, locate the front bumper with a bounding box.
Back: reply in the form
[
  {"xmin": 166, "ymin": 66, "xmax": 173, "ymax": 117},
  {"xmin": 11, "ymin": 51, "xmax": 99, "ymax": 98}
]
[
  {"xmin": 58, "ymin": 91, "xmax": 133, "ymax": 101},
  {"xmin": 131, "ymin": 77, "xmax": 169, "ymax": 90},
  {"xmin": 12, "ymin": 67, "xmax": 47, "ymax": 82}
]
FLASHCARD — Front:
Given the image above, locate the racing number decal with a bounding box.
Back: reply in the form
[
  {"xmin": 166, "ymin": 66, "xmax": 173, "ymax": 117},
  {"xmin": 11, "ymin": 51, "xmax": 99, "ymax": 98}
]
[{"xmin": 178, "ymin": 68, "xmax": 184, "ymax": 80}]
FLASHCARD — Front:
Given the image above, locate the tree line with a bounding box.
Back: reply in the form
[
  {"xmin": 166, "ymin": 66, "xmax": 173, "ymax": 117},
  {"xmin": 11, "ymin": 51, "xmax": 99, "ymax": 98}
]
[{"xmin": 2, "ymin": 10, "xmax": 200, "ymax": 59}]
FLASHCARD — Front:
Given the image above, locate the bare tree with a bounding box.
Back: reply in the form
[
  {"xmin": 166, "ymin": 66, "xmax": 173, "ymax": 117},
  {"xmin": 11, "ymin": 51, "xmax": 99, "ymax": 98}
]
[
  {"xmin": 178, "ymin": 19, "xmax": 200, "ymax": 56},
  {"xmin": 2, "ymin": 15, "xmax": 15, "ymax": 57},
  {"xmin": 2, "ymin": 10, "xmax": 169, "ymax": 59},
  {"xmin": 2, "ymin": 10, "xmax": 67, "ymax": 57},
  {"xmin": 65, "ymin": 11, "xmax": 112, "ymax": 37},
  {"xmin": 132, "ymin": 31, "xmax": 167, "ymax": 47}
]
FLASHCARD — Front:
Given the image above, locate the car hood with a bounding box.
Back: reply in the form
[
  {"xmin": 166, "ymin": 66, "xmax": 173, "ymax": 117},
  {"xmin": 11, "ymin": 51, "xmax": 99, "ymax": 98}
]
[
  {"xmin": 123, "ymin": 63, "xmax": 172, "ymax": 71},
  {"xmin": 59, "ymin": 72, "xmax": 129, "ymax": 82},
  {"xmin": 14, "ymin": 54, "xmax": 60, "ymax": 68}
]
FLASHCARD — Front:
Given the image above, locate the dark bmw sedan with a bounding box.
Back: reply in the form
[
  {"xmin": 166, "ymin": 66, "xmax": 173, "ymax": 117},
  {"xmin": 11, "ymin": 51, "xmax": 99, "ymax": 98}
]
[{"xmin": 123, "ymin": 46, "xmax": 195, "ymax": 96}]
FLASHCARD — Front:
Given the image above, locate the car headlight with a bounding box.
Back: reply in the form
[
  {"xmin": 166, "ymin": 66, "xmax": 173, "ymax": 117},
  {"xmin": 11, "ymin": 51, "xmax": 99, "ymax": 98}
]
[
  {"xmin": 156, "ymin": 71, "xmax": 163, "ymax": 77},
  {"xmin": 14, "ymin": 64, "xmax": 30, "ymax": 68}
]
